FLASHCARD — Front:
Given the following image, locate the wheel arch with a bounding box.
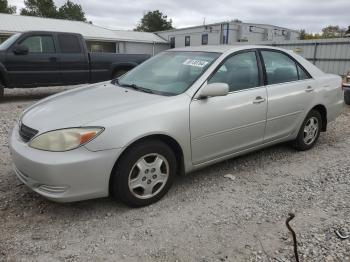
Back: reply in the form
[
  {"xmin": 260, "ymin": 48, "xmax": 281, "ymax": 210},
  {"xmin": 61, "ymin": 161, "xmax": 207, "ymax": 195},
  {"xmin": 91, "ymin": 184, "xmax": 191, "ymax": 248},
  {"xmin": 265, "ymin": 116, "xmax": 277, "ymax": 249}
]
[
  {"xmin": 311, "ymin": 104, "xmax": 327, "ymax": 131},
  {"xmin": 109, "ymin": 134, "xmax": 185, "ymax": 195},
  {"xmin": 0, "ymin": 63, "xmax": 8, "ymax": 87}
]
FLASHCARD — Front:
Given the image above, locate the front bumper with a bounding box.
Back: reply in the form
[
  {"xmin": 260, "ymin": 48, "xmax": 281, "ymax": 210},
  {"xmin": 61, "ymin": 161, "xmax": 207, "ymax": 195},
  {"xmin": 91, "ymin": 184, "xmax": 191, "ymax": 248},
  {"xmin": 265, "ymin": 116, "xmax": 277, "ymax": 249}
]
[{"xmin": 9, "ymin": 124, "xmax": 122, "ymax": 202}]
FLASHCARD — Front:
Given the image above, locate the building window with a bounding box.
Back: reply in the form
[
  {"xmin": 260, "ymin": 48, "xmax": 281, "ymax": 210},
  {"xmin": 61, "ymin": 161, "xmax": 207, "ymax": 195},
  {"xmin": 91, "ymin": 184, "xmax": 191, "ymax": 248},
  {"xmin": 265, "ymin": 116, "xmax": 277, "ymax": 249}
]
[
  {"xmin": 0, "ymin": 35, "xmax": 9, "ymax": 44},
  {"xmin": 170, "ymin": 37, "xmax": 175, "ymax": 48},
  {"xmin": 185, "ymin": 36, "xmax": 190, "ymax": 46},
  {"xmin": 202, "ymin": 34, "xmax": 208, "ymax": 45},
  {"xmin": 86, "ymin": 41, "xmax": 116, "ymax": 53}
]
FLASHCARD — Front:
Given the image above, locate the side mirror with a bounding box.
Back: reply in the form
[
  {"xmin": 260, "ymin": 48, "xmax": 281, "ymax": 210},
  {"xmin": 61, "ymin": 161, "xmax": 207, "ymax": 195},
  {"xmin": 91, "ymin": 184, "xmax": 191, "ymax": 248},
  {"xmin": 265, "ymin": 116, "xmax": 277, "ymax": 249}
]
[
  {"xmin": 13, "ymin": 44, "xmax": 29, "ymax": 55},
  {"xmin": 199, "ymin": 83, "xmax": 229, "ymax": 99}
]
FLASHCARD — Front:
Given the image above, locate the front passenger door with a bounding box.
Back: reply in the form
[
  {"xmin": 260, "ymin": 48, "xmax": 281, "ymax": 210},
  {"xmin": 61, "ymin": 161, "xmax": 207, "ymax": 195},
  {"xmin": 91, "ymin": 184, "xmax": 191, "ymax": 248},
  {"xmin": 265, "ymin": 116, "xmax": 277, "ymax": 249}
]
[{"xmin": 190, "ymin": 51, "xmax": 267, "ymax": 165}]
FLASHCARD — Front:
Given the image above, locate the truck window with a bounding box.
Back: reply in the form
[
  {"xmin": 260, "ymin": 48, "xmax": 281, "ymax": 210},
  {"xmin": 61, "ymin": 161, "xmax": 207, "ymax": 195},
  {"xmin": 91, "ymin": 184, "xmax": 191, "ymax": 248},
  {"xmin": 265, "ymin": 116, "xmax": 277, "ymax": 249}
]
[
  {"xmin": 20, "ymin": 36, "xmax": 55, "ymax": 53},
  {"xmin": 58, "ymin": 34, "xmax": 82, "ymax": 53}
]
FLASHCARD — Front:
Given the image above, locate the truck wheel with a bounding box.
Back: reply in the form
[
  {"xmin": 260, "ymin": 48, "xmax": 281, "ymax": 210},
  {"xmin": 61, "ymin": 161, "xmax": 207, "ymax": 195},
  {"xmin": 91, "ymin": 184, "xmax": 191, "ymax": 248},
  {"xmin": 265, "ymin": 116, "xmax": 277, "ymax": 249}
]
[
  {"xmin": 0, "ymin": 78, "xmax": 4, "ymax": 100},
  {"xmin": 110, "ymin": 140, "xmax": 177, "ymax": 207},
  {"xmin": 345, "ymin": 90, "xmax": 350, "ymax": 105},
  {"xmin": 292, "ymin": 110, "xmax": 322, "ymax": 151}
]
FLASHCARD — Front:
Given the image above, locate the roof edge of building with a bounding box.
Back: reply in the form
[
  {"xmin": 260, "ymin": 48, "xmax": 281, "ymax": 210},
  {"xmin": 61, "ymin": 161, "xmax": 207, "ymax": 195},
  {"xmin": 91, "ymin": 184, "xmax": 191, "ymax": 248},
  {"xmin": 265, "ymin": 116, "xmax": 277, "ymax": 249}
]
[{"xmin": 156, "ymin": 21, "xmax": 299, "ymax": 34}]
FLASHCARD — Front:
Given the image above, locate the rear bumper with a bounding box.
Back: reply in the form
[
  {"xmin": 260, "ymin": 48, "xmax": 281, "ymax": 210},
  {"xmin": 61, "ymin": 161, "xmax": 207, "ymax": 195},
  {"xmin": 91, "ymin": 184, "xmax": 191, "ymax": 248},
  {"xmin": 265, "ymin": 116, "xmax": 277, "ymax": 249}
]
[{"xmin": 9, "ymin": 124, "xmax": 122, "ymax": 202}]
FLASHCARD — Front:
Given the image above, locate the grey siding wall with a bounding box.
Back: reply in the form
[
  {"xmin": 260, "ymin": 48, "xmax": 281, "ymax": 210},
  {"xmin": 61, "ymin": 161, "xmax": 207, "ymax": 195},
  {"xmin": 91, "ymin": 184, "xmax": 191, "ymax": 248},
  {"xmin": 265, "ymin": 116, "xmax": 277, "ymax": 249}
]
[
  {"xmin": 118, "ymin": 42, "xmax": 169, "ymax": 55},
  {"xmin": 157, "ymin": 22, "xmax": 299, "ymax": 48}
]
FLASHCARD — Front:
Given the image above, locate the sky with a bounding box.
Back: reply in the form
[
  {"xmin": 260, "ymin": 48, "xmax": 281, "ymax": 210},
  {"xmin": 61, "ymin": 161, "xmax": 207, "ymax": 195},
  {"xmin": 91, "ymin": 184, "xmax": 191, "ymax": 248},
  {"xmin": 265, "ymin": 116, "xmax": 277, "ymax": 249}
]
[{"xmin": 8, "ymin": 0, "xmax": 350, "ymax": 33}]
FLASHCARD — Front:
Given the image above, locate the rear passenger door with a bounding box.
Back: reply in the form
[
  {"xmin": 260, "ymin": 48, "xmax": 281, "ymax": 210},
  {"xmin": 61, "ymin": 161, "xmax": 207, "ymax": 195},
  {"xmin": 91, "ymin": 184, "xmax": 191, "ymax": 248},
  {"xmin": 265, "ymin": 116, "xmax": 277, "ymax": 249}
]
[
  {"xmin": 5, "ymin": 33, "xmax": 60, "ymax": 86},
  {"xmin": 56, "ymin": 33, "xmax": 90, "ymax": 84},
  {"xmin": 260, "ymin": 49, "xmax": 314, "ymax": 142}
]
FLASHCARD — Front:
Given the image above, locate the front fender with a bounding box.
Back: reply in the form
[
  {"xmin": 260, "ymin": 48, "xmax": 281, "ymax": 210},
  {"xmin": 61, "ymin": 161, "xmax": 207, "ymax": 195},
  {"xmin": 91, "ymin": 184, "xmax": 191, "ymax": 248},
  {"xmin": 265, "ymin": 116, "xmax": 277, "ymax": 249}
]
[{"xmin": 83, "ymin": 94, "xmax": 193, "ymax": 172}]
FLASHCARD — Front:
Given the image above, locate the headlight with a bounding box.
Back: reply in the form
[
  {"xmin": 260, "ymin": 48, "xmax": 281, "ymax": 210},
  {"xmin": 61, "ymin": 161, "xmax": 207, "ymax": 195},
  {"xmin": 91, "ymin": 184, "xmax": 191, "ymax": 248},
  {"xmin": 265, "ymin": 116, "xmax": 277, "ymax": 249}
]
[{"xmin": 29, "ymin": 127, "xmax": 104, "ymax": 152}]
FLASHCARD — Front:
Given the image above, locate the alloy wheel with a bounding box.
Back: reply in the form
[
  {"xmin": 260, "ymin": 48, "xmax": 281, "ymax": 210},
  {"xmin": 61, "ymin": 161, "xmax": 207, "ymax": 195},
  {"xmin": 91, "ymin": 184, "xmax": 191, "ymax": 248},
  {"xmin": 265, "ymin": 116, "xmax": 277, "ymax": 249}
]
[
  {"xmin": 128, "ymin": 153, "xmax": 169, "ymax": 199},
  {"xmin": 303, "ymin": 117, "xmax": 319, "ymax": 145}
]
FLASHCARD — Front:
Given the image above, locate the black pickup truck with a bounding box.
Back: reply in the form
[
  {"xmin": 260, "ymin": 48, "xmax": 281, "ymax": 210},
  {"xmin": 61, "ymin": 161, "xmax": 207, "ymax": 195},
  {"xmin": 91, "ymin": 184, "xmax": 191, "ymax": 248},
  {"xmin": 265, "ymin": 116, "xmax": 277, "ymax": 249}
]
[{"xmin": 0, "ymin": 31, "xmax": 150, "ymax": 98}]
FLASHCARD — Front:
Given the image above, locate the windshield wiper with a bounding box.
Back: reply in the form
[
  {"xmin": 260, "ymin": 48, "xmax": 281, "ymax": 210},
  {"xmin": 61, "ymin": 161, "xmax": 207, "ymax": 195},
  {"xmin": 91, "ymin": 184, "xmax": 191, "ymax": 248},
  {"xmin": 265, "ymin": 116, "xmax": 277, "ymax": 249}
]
[{"xmin": 118, "ymin": 82, "xmax": 155, "ymax": 94}]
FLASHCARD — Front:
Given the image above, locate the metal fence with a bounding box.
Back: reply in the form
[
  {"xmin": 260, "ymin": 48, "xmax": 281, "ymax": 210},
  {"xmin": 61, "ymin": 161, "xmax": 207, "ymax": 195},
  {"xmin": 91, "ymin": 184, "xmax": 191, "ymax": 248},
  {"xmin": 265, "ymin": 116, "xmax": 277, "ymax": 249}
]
[{"xmin": 238, "ymin": 38, "xmax": 350, "ymax": 76}]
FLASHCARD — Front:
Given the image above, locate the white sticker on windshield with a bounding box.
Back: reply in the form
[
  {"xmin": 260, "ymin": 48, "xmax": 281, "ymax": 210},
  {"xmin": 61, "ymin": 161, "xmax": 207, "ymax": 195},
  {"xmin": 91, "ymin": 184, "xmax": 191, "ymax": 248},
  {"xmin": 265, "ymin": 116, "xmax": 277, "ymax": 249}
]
[{"xmin": 183, "ymin": 59, "xmax": 209, "ymax": 68}]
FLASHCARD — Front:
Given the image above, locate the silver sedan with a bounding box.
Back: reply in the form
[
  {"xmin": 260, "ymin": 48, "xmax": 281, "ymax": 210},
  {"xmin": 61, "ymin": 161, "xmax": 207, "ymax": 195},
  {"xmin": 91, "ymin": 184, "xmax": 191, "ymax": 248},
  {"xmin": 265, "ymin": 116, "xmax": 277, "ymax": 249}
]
[{"xmin": 10, "ymin": 45, "xmax": 344, "ymax": 207}]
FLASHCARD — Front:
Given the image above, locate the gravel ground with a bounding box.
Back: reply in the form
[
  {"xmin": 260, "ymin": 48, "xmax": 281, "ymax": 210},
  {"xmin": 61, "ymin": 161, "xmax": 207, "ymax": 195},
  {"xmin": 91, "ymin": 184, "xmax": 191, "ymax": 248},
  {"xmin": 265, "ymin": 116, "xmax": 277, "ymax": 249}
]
[{"xmin": 0, "ymin": 86, "xmax": 349, "ymax": 262}]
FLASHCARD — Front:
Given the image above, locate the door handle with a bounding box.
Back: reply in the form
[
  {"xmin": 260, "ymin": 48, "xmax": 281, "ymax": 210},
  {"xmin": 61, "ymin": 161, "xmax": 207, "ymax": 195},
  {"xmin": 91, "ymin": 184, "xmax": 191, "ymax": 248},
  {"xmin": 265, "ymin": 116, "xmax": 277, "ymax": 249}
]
[
  {"xmin": 305, "ymin": 86, "xmax": 314, "ymax": 92},
  {"xmin": 253, "ymin": 96, "xmax": 266, "ymax": 104}
]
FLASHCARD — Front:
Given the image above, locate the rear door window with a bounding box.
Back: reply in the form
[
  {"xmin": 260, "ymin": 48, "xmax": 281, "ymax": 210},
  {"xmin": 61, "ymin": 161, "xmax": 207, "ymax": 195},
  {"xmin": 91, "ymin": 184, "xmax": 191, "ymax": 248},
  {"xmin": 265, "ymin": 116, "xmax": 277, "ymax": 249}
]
[
  {"xmin": 58, "ymin": 34, "xmax": 82, "ymax": 53},
  {"xmin": 261, "ymin": 50, "xmax": 299, "ymax": 85}
]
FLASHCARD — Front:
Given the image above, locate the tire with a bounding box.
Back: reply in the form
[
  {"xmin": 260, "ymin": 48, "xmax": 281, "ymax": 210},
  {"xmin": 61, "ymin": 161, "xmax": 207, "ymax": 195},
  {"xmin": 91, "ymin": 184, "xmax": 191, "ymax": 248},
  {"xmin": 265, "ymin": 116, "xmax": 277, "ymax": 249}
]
[
  {"xmin": 0, "ymin": 78, "xmax": 4, "ymax": 100},
  {"xmin": 110, "ymin": 140, "xmax": 177, "ymax": 207},
  {"xmin": 345, "ymin": 90, "xmax": 350, "ymax": 105},
  {"xmin": 112, "ymin": 68, "xmax": 129, "ymax": 79},
  {"xmin": 292, "ymin": 109, "xmax": 322, "ymax": 151}
]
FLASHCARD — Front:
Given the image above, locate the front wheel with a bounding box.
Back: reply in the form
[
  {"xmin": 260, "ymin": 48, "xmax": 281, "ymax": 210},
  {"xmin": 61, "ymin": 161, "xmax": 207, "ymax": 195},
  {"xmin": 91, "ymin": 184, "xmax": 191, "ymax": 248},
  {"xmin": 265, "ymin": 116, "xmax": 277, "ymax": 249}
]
[
  {"xmin": 292, "ymin": 110, "xmax": 322, "ymax": 151},
  {"xmin": 110, "ymin": 140, "xmax": 177, "ymax": 207}
]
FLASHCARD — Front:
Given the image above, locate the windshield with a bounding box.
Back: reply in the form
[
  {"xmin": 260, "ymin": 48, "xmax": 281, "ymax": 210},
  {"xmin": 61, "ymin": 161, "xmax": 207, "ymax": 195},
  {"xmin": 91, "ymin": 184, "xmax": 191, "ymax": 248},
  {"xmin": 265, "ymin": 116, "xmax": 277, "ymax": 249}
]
[
  {"xmin": 117, "ymin": 51, "xmax": 220, "ymax": 95},
  {"xmin": 0, "ymin": 33, "xmax": 21, "ymax": 51}
]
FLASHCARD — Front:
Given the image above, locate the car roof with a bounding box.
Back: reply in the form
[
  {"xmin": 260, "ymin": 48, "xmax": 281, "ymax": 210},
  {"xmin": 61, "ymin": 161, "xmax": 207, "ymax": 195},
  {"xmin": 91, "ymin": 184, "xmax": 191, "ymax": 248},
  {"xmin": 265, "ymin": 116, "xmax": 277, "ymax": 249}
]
[{"xmin": 167, "ymin": 45, "xmax": 286, "ymax": 53}]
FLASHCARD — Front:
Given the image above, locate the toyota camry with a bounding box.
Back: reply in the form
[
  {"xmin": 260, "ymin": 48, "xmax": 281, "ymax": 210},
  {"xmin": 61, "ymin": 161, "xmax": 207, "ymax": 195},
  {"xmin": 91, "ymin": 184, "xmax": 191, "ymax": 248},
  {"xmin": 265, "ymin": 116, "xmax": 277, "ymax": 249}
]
[{"xmin": 10, "ymin": 45, "xmax": 344, "ymax": 207}]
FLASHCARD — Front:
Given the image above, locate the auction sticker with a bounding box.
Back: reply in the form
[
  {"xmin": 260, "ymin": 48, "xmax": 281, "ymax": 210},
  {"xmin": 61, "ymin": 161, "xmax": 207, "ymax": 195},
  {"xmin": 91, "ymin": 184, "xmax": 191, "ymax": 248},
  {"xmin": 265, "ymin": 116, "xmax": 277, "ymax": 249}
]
[{"xmin": 183, "ymin": 59, "xmax": 209, "ymax": 68}]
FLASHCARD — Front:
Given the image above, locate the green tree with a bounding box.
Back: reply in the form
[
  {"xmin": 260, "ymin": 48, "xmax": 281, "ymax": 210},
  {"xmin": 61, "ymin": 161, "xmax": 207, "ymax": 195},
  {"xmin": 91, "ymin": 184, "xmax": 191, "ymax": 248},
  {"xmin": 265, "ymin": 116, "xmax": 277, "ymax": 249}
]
[
  {"xmin": 58, "ymin": 0, "xmax": 86, "ymax": 21},
  {"xmin": 20, "ymin": 0, "xmax": 58, "ymax": 18},
  {"xmin": 299, "ymin": 29, "xmax": 331, "ymax": 40},
  {"xmin": 322, "ymin": 25, "xmax": 346, "ymax": 38},
  {"xmin": 299, "ymin": 29, "xmax": 307, "ymax": 40},
  {"xmin": 134, "ymin": 10, "xmax": 173, "ymax": 32},
  {"xmin": 346, "ymin": 26, "xmax": 350, "ymax": 34},
  {"xmin": 0, "ymin": 0, "xmax": 16, "ymax": 14}
]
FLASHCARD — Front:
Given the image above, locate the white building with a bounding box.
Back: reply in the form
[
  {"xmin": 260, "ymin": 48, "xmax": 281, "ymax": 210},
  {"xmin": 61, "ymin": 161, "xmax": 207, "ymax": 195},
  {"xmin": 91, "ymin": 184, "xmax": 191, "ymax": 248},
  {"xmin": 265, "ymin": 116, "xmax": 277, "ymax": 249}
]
[
  {"xmin": 0, "ymin": 14, "xmax": 169, "ymax": 55},
  {"xmin": 157, "ymin": 21, "xmax": 300, "ymax": 48}
]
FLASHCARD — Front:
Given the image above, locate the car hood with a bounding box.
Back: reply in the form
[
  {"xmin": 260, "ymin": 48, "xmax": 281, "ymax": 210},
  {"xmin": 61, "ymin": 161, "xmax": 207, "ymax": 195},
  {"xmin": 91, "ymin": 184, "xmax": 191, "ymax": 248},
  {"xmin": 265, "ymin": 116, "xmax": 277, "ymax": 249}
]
[{"xmin": 21, "ymin": 82, "xmax": 167, "ymax": 132}]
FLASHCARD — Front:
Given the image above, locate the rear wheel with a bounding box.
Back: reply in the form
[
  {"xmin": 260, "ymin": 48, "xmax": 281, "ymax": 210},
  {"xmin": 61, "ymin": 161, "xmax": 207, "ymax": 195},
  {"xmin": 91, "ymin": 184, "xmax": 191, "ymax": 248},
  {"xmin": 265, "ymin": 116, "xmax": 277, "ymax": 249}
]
[
  {"xmin": 110, "ymin": 140, "xmax": 177, "ymax": 207},
  {"xmin": 344, "ymin": 90, "xmax": 350, "ymax": 105},
  {"xmin": 292, "ymin": 110, "xmax": 322, "ymax": 151}
]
